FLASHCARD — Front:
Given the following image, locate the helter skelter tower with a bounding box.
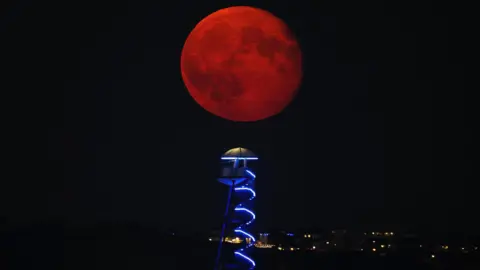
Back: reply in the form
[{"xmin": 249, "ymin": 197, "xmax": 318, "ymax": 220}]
[{"xmin": 214, "ymin": 147, "xmax": 258, "ymax": 270}]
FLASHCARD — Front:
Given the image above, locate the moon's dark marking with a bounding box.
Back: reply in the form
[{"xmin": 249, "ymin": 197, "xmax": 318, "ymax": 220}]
[
  {"xmin": 209, "ymin": 74, "xmax": 244, "ymax": 104},
  {"xmin": 199, "ymin": 22, "xmax": 234, "ymax": 52},
  {"xmin": 187, "ymin": 22, "xmax": 295, "ymax": 102},
  {"xmin": 241, "ymin": 26, "xmax": 283, "ymax": 62},
  {"xmin": 241, "ymin": 26, "xmax": 265, "ymax": 45}
]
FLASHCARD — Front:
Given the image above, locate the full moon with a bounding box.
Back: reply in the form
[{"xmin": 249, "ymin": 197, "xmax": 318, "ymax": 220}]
[{"xmin": 181, "ymin": 6, "xmax": 302, "ymax": 122}]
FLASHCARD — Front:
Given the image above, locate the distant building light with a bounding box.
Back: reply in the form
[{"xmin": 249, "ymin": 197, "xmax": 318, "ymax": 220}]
[
  {"xmin": 326, "ymin": 241, "xmax": 329, "ymax": 245},
  {"xmin": 372, "ymin": 232, "xmax": 375, "ymax": 235},
  {"xmin": 372, "ymin": 241, "xmax": 376, "ymax": 243},
  {"xmin": 290, "ymin": 248, "xmax": 294, "ymax": 251},
  {"xmin": 388, "ymin": 244, "xmax": 391, "ymax": 248},
  {"xmin": 381, "ymin": 245, "xmax": 385, "ymax": 248},
  {"xmin": 420, "ymin": 245, "xmax": 423, "ymax": 248},
  {"xmin": 372, "ymin": 248, "xmax": 376, "ymax": 252},
  {"xmin": 360, "ymin": 248, "xmax": 363, "ymax": 251},
  {"xmin": 312, "ymin": 246, "xmax": 316, "ymax": 249},
  {"xmin": 431, "ymin": 254, "xmax": 435, "ymax": 259},
  {"xmin": 209, "ymin": 238, "xmax": 212, "ymax": 241},
  {"xmin": 308, "ymin": 234, "xmax": 311, "ymax": 238}
]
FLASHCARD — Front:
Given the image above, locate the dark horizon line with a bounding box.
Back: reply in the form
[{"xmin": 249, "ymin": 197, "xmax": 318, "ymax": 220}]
[{"xmin": 2, "ymin": 220, "xmax": 479, "ymax": 237}]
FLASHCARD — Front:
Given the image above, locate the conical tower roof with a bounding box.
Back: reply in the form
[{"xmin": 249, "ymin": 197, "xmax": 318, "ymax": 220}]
[{"xmin": 221, "ymin": 147, "xmax": 257, "ymax": 159}]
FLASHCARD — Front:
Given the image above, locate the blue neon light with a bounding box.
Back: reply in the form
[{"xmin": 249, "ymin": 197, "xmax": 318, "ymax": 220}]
[
  {"xmin": 234, "ymin": 187, "xmax": 256, "ymax": 198},
  {"xmin": 217, "ymin": 158, "xmax": 257, "ymax": 269},
  {"xmin": 234, "ymin": 252, "xmax": 256, "ymax": 267},
  {"xmin": 221, "ymin": 157, "xmax": 258, "ymax": 160},
  {"xmin": 234, "ymin": 229, "xmax": 256, "ymax": 242},
  {"xmin": 245, "ymin": 170, "xmax": 256, "ymax": 178},
  {"xmin": 233, "ymin": 180, "xmax": 256, "ymax": 268},
  {"xmin": 234, "ymin": 207, "xmax": 256, "ymax": 221}
]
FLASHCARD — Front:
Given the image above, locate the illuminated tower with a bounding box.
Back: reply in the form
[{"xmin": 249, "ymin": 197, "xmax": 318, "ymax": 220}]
[{"xmin": 214, "ymin": 147, "xmax": 258, "ymax": 270}]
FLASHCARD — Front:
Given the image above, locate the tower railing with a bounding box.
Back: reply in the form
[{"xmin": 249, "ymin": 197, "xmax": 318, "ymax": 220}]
[{"xmin": 215, "ymin": 153, "xmax": 257, "ymax": 270}]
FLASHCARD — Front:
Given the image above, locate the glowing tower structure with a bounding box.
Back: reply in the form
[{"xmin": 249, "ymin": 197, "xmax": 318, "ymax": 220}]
[{"xmin": 214, "ymin": 147, "xmax": 258, "ymax": 270}]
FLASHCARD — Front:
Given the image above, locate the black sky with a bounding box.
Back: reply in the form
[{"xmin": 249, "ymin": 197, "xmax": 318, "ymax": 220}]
[{"xmin": 2, "ymin": 1, "xmax": 474, "ymax": 233}]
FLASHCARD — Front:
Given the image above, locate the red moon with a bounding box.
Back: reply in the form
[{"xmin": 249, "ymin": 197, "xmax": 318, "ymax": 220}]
[{"xmin": 181, "ymin": 6, "xmax": 302, "ymax": 122}]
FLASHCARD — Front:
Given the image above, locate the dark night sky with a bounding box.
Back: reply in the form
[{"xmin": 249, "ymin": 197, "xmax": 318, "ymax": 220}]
[{"xmin": 2, "ymin": 1, "xmax": 475, "ymax": 233}]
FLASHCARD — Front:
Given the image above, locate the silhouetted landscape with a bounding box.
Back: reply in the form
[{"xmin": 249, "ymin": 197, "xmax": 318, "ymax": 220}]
[{"xmin": 2, "ymin": 223, "xmax": 479, "ymax": 270}]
